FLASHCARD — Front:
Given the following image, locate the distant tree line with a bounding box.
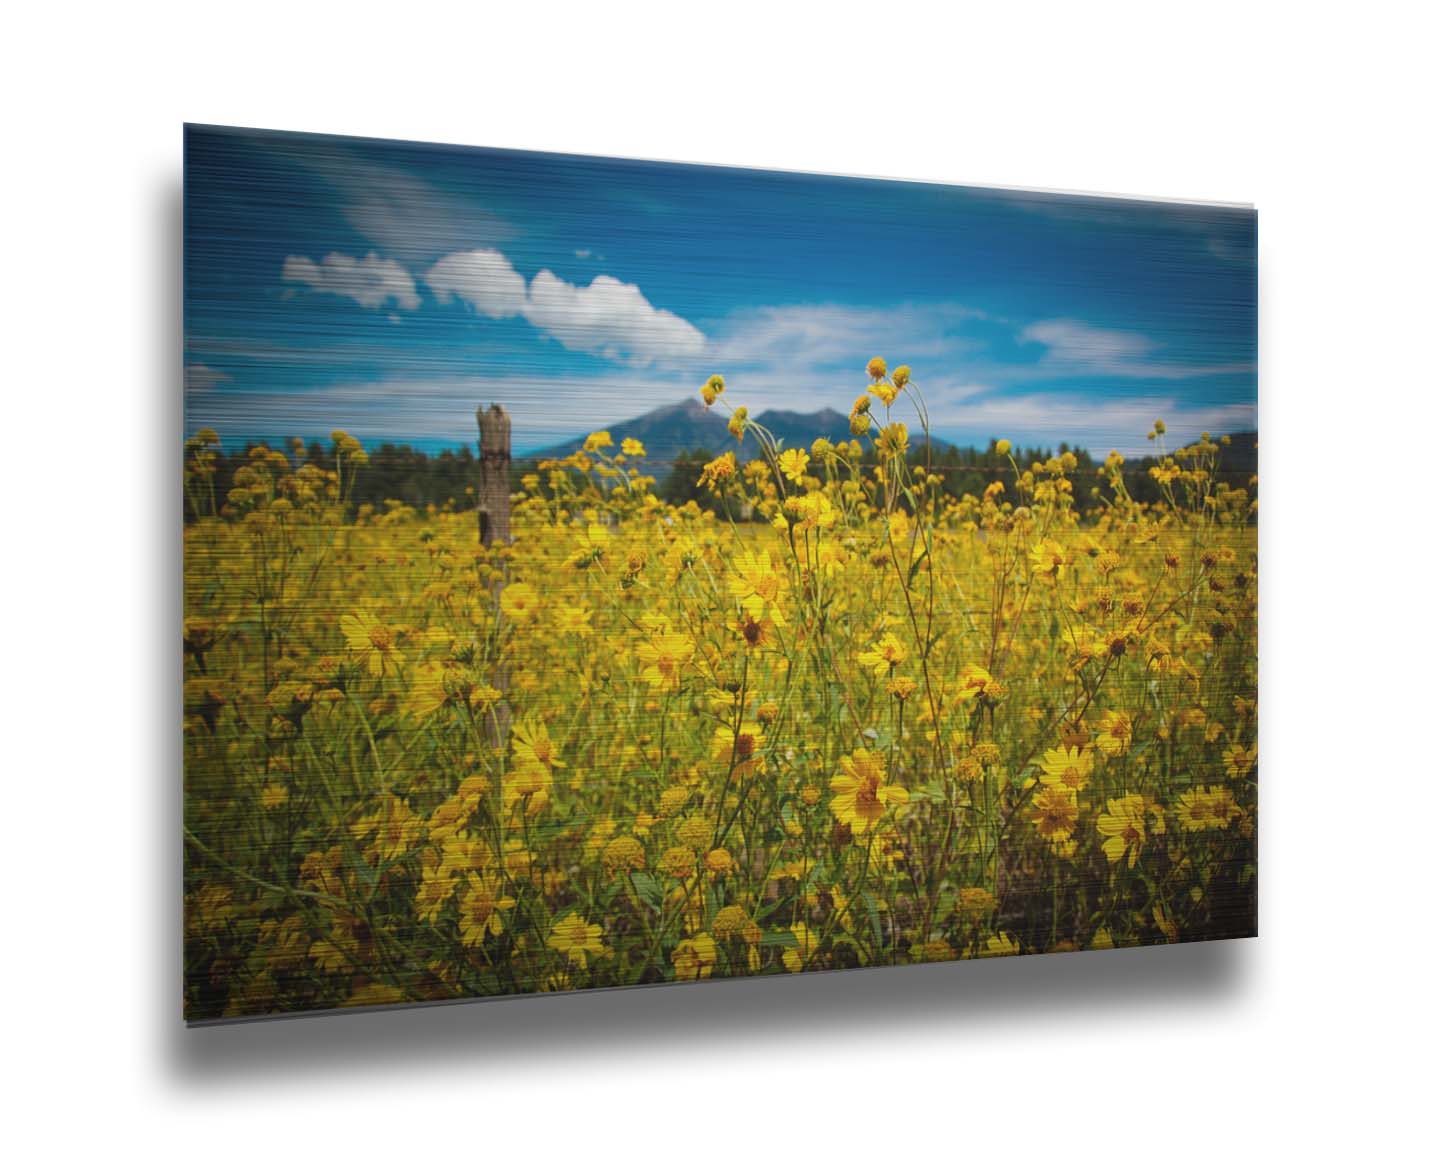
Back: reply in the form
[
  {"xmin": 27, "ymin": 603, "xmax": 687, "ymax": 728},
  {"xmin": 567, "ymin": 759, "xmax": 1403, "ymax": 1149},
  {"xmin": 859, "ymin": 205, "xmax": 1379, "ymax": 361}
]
[
  {"xmin": 662, "ymin": 440, "xmax": 1254, "ymax": 518},
  {"xmin": 189, "ymin": 437, "xmax": 1255, "ymax": 522},
  {"xmin": 187, "ymin": 440, "xmax": 480, "ymax": 521}
]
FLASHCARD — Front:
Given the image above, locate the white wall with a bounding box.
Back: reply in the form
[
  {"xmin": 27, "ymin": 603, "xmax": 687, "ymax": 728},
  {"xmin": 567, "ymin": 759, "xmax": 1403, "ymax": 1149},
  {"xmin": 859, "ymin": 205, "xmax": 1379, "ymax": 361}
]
[{"xmin": 6, "ymin": 2, "xmax": 1436, "ymax": 1146}]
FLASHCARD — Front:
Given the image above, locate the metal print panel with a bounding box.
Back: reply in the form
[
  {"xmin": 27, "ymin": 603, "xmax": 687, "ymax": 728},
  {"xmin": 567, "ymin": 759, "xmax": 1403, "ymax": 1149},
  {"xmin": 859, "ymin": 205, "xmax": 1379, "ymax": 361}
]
[{"xmin": 183, "ymin": 125, "xmax": 1257, "ymax": 1022}]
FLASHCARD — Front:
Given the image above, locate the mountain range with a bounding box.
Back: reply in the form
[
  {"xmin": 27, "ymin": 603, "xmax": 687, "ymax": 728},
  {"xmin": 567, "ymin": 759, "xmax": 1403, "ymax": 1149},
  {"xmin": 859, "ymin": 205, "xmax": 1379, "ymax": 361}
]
[
  {"xmin": 522, "ymin": 398, "xmax": 1258, "ymax": 479},
  {"xmin": 523, "ymin": 398, "xmax": 947, "ymax": 474}
]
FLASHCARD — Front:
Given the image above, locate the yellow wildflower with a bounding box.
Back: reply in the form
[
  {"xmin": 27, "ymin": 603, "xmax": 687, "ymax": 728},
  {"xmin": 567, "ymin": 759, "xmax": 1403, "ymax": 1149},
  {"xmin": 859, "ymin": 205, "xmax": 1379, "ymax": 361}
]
[
  {"xmin": 829, "ymin": 747, "xmax": 909, "ymax": 835},
  {"xmin": 512, "ymin": 718, "xmax": 566, "ymax": 771},
  {"xmin": 699, "ymin": 451, "xmax": 737, "ymax": 491},
  {"xmin": 673, "ymin": 933, "xmax": 717, "ymax": 980},
  {"xmin": 406, "ymin": 661, "xmax": 450, "ymax": 718},
  {"xmin": 501, "ymin": 762, "xmax": 550, "ymax": 820},
  {"xmin": 458, "ymin": 874, "xmax": 516, "ymax": 945},
  {"xmin": 1223, "ymin": 743, "xmax": 1257, "ymax": 778},
  {"xmin": 727, "ymin": 549, "xmax": 787, "ymax": 626},
  {"xmin": 602, "ymin": 835, "xmax": 646, "ymax": 878},
  {"xmin": 1030, "ymin": 538, "xmax": 1066, "ymax": 580},
  {"xmin": 1094, "ymin": 710, "xmax": 1133, "ymax": 758},
  {"xmin": 636, "ymin": 631, "xmax": 693, "ymax": 693},
  {"xmin": 351, "ymin": 795, "xmax": 422, "ymax": 862},
  {"xmin": 857, "ymin": 632, "xmax": 908, "ymax": 676},
  {"xmin": 661, "ymin": 846, "xmax": 697, "ymax": 880},
  {"xmin": 877, "ymin": 422, "xmax": 909, "ymax": 460},
  {"xmin": 340, "ymin": 609, "xmax": 404, "ymax": 677},
  {"xmin": 704, "ymin": 847, "xmax": 736, "ymax": 879},
  {"xmin": 1175, "ymin": 785, "xmax": 1240, "ymax": 832},
  {"xmin": 1096, "ymin": 793, "xmax": 1149, "ymax": 866},
  {"xmin": 778, "ymin": 447, "xmax": 810, "ymax": 483},
  {"xmin": 546, "ymin": 913, "xmax": 605, "ymax": 969},
  {"xmin": 342, "ymin": 984, "xmax": 405, "ymax": 1008},
  {"xmin": 499, "ymin": 581, "xmax": 540, "ymax": 622},
  {"xmin": 782, "ymin": 921, "xmax": 818, "ymax": 972},
  {"xmin": 1030, "ymin": 785, "xmax": 1078, "ymax": 844},
  {"xmin": 1037, "ymin": 745, "xmax": 1095, "ymax": 792},
  {"xmin": 868, "ymin": 380, "xmax": 898, "ymax": 408}
]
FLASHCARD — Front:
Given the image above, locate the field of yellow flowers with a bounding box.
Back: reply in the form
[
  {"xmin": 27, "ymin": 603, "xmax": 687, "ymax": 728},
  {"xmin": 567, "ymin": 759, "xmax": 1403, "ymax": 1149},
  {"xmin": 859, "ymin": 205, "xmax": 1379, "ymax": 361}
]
[{"xmin": 183, "ymin": 359, "xmax": 1257, "ymax": 1020}]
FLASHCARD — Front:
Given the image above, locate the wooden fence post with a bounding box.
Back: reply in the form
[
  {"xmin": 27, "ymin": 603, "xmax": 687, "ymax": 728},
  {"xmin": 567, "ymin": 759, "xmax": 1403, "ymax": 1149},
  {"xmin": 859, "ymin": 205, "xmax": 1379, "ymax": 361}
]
[
  {"xmin": 477, "ymin": 403, "xmax": 512, "ymax": 547},
  {"xmin": 477, "ymin": 403, "xmax": 513, "ymax": 747}
]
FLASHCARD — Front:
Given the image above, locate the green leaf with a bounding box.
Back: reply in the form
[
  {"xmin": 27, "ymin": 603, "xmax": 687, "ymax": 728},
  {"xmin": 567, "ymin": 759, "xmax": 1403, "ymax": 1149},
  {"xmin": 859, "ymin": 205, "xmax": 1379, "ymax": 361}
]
[
  {"xmin": 863, "ymin": 891, "xmax": 883, "ymax": 942},
  {"xmin": 629, "ymin": 872, "xmax": 663, "ymax": 912}
]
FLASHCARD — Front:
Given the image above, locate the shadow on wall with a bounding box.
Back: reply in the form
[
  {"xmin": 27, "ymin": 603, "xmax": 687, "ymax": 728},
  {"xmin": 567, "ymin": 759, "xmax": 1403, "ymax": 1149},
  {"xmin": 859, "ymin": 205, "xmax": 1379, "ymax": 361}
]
[
  {"xmin": 158, "ymin": 177, "xmax": 1252, "ymax": 1088},
  {"xmin": 164, "ymin": 937, "xmax": 1247, "ymax": 1085}
]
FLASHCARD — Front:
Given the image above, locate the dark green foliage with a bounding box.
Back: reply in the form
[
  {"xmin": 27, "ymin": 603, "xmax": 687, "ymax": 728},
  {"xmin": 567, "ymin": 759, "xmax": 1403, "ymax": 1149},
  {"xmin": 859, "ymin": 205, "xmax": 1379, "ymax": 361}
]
[{"xmin": 190, "ymin": 428, "xmax": 1257, "ymax": 522}]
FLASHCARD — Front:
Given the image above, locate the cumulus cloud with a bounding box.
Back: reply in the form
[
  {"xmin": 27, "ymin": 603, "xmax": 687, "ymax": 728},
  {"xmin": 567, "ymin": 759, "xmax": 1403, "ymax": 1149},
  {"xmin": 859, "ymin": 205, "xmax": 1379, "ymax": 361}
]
[
  {"xmin": 184, "ymin": 362, "xmax": 229, "ymax": 392},
  {"xmin": 273, "ymin": 138, "xmax": 513, "ymax": 262},
  {"xmin": 523, "ymin": 270, "xmax": 706, "ymax": 364},
  {"xmin": 1019, "ymin": 319, "xmax": 1158, "ymax": 373},
  {"xmin": 282, "ymin": 252, "xmax": 420, "ymax": 311},
  {"xmin": 282, "ymin": 244, "xmax": 706, "ymax": 366},
  {"xmin": 713, "ymin": 302, "xmax": 986, "ymax": 369},
  {"xmin": 1019, "ymin": 318, "xmax": 1251, "ymax": 380},
  {"xmin": 424, "ymin": 249, "xmax": 529, "ymax": 318},
  {"xmin": 421, "ymin": 251, "xmax": 705, "ymax": 364}
]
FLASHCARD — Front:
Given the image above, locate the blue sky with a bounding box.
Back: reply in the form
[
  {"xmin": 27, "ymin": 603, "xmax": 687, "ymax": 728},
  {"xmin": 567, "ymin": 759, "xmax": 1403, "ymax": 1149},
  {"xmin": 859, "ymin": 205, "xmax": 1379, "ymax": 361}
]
[{"xmin": 184, "ymin": 125, "xmax": 1256, "ymax": 458}]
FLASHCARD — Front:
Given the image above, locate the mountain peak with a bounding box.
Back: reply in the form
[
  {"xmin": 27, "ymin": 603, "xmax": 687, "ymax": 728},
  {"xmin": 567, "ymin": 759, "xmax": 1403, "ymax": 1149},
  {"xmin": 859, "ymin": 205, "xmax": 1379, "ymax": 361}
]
[
  {"xmin": 522, "ymin": 398, "xmax": 859, "ymax": 472},
  {"xmin": 754, "ymin": 406, "xmax": 847, "ymax": 424},
  {"xmin": 650, "ymin": 396, "xmax": 708, "ymax": 415}
]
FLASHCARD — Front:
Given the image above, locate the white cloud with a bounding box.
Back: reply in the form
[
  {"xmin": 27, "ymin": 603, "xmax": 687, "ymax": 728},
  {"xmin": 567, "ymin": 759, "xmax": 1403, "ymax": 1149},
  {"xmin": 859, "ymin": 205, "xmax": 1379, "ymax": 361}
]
[
  {"xmin": 1018, "ymin": 318, "xmax": 1251, "ymax": 380},
  {"xmin": 281, "ymin": 245, "xmax": 706, "ymax": 366},
  {"xmin": 276, "ymin": 139, "xmax": 512, "ymax": 262},
  {"xmin": 692, "ymin": 301, "xmax": 991, "ymax": 416},
  {"xmin": 424, "ymin": 249, "xmax": 528, "ymax": 318},
  {"xmin": 282, "ymin": 252, "xmax": 420, "ymax": 311},
  {"xmin": 427, "ymin": 252, "xmax": 707, "ymax": 364},
  {"xmin": 184, "ymin": 362, "xmax": 229, "ymax": 392},
  {"xmin": 933, "ymin": 392, "xmax": 1256, "ymax": 457},
  {"xmin": 1020, "ymin": 319, "xmax": 1158, "ymax": 373},
  {"xmin": 523, "ymin": 270, "xmax": 706, "ymax": 364},
  {"xmin": 699, "ymin": 306, "xmax": 1254, "ymax": 453},
  {"xmin": 713, "ymin": 302, "xmax": 986, "ymax": 369}
]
